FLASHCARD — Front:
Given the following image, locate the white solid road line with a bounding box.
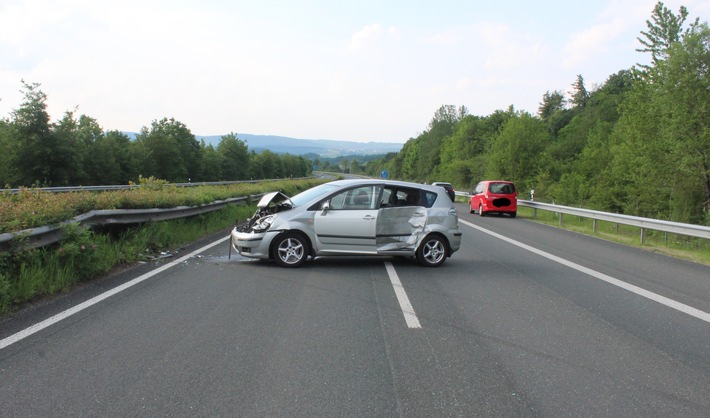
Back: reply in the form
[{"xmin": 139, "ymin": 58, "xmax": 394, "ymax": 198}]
[
  {"xmin": 461, "ymin": 219, "xmax": 710, "ymax": 324},
  {"xmin": 0, "ymin": 236, "xmax": 231, "ymax": 350},
  {"xmin": 385, "ymin": 261, "xmax": 422, "ymax": 329}
]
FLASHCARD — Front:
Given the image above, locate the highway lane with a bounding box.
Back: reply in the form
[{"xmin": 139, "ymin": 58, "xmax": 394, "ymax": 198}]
[{"xmin": 1, "ymin": 205, "xmax": 709, "ymax": 416}]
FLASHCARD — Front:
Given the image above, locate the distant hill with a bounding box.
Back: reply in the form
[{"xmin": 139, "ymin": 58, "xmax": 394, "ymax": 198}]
[
  {"xmin": 200, "ymin": 133, "xmax": 403, "ymax": 157},
  {"xmin": 124, "ymin": 132, "xmax": 403, "ymax": 157}
]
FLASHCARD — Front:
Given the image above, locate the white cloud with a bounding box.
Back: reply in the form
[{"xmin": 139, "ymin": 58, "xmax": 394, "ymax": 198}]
[
  {"xmin": 350, "ymin": 24, "xmax": 386, "ymax": 50},
  {"xmin": 562, "ymin": 18, "xmax": 626, "ymax": 68}
]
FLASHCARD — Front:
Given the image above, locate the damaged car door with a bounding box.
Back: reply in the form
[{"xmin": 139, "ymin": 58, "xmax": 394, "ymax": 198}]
[{"xmin": 375, "ymin": 187, "xmax": 427, "ymax": 252}]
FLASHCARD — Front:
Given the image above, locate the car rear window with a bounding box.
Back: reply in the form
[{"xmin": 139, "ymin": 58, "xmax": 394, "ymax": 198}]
[{"xmin": 489, "ymin": 182, "xmax": 515, "ymax": 194}]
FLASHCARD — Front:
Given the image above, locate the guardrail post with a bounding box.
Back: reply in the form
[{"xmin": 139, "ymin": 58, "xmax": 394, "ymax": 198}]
[
  {"xmin": 533, "ymin": 208, "xmax": 537, "ymax": 218},
  {"xmin": 640, "ymin": 228, "xmax": 645, "ymax": 244},
  {"xmin": 558, "ymin": 212, "xmax": 563, "ymax": 226},
  {"xmin": 593, "ymin": 219, "xmax": 598, "ymax": 233}
]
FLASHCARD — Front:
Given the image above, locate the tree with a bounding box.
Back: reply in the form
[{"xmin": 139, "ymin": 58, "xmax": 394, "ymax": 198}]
[
  {"xmin": 217, "ymin": 133, "xmax": 249, "ymax": 180},
  {"xmin": 349, "ymin": 159, "xmax": 360, "ymax": 174},
  {"xmin": 53, "ymin": 111, "xmax": 107, "ymax": 185},
  {"xmin": 538, "ymin": 90, "xmax": 566, "ymax": 119},
  {"xmin": 199, "ymin": 143, "xmax": 223, "ymax": 182},
  {"xmin": 636, "ymin": 1, "xmax": 698, "ymax": 66},
  {"xmin": 135, "ymin": 118, "xmax": 200, "ymax": 182},
  {"xmin": 11, "ymin": 80, "xmax": 59, "ymax": 186},
  {"xmin": 653, "ymin": 23, "xmax": 710, "ymax": 220},
  {"xmin": 569, "ymin": 74, "xmax": 589, "ymax": 110},
  {"xmin": 538, "ymin": 90, "xmax": 572, "ymax": 138},
  {"xmin": 485, "ymin": 112, "xmax": 550, "ymax": 191},
  {"xmin": 0, "ymin": 119, "xmax": 15, "ymax": 186}
]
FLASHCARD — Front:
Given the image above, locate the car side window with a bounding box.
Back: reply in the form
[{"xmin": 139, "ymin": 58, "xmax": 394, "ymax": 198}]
[
  {"xmin": 422, "ymin": 191, "xmax": 436, "ymax": 207},
  {"xmin": 329, "ymin": 186, "xmax": 379, "ymax": 210}
]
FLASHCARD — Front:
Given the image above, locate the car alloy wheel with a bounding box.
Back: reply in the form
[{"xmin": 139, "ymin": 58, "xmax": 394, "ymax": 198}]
[
  {"xmin": 273, "ymin": 232, "xmax": 309, "ymax": 267},
  {"xmin": 416, "ymin": 235, "xmax": 447, "ymax": 267},
  {"xmin": 478, "ymin": 204, "xmax": 485, "ymax": 216}
]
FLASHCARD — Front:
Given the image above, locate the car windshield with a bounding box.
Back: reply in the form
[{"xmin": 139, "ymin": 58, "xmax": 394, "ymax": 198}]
[{"xmin": 289, "ymin": 182, "xmax": 343, "ymax": 207}]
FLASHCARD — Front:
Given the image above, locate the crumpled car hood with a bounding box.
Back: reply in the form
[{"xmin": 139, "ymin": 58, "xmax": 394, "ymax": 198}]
[{"xmin": 256, "ymin": 191, "xmax": 291, "ymax": 208}]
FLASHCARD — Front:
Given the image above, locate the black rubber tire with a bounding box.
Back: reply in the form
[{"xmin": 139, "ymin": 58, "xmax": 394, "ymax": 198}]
[
  {"xmin": 510, "ymin": 212, "xmax": 517, "ymax": 218},
  {"xmin": 272, "ymin": 232, "xmax": 309, "ymax": 267},
  {"xmin": 478, "ymin": 204, "xmax": 485, "ymax": 217},
  {"xmin": 416, "ymin": 235, "xmax": 447, "ymax": 267}
]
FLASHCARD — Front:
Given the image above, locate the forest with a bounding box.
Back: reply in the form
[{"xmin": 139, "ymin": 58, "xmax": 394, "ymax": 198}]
[
  {"xmin": 357, "ymin": 2, "xmax": 709, "ymax": 225},
  {"xmin": 0, "ymin": 2, "xmax": 707, "ymax": 225}
]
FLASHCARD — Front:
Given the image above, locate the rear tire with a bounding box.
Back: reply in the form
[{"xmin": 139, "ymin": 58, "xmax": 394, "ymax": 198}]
[
  {"xmin": 416, "ymin": 235, "xmax": 447, "ymax": 267},
  {"xmin": 478, "ymin": 205, "xmax": 485, "ymax": 217},
  {"xmin": 510, "ymin": 212, "xmax": 517, "ymax": 218},
  {"xmin": 272, "ymin": 232, "xmax": 309, "ymax": 267}
]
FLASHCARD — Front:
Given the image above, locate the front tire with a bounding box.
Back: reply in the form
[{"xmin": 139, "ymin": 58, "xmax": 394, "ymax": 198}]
[
  {"xmin": 416, "ymin": 235, "xmax": 447, "ymax": 267},
  {"xmin": 272, "ymin": 232, "xmax": 309, "ymax": 267}
]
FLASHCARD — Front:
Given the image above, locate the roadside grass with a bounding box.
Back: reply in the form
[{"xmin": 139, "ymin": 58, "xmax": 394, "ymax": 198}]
[
  {"xmin": 0, "ymin": 177, "xmax": 331, "ymax": 318},
  {"xmin": 516, "ymin": 206, "xmax": 710, "ymax": 266},
  {"xmin": 0, "ymin": 204, "xmax": 255, "ymax": 317},
  {"xmin": 0, "ymin": 177, "xmax": 329, "ymax": 233}
]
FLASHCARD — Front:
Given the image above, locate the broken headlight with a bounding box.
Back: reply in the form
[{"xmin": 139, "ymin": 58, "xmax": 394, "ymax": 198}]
[{"xmin": 251, "ymin": 214, "xmax": 276, "ymax": 232}]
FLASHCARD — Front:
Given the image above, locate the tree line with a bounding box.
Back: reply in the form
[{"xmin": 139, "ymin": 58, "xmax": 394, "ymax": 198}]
[
  {"xmin": 356, "ymin": 2, "xmax": 708, "ymax": 225},
  {"xmin": 0, "ymin": 84, "xmax": 312, "ymax": 187}
]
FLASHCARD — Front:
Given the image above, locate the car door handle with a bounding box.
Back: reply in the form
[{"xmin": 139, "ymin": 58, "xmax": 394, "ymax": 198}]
[{"xmin": 363, "ymin": 215, "xmax": 376, "ymax": 220}]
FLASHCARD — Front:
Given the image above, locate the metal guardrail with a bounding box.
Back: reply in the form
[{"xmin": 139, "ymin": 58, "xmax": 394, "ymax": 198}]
[
  {"xmin": 0, "ymin": 195, "xmax": 265, "ymax": 252},
  {"xmin": 3, "ymin": 178, "xmax": 310, "ymax": 194},
  {"xmin": 454, "ymin": 191, "xmax": 710, "ymax": 242},
  {"xmin": 518, "ymin": 200, "xmax": 710, "ymax": 242}
]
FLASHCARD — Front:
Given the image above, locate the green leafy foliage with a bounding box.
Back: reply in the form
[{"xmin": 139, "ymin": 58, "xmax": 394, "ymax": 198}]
[{"xmin": 362, "ymin": 2, "xmax": 708, "ymax": 225}]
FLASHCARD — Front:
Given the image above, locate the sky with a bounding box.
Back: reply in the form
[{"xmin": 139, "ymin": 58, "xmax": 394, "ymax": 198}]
[{"xmin": 1, "ymin": 0, "xmax": 708, "ymax": 143}]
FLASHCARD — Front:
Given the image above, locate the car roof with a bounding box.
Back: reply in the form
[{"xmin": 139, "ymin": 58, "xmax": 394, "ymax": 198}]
[{"xmin": 327, "ymin": 178, "xmax": 444, "ymax": 193}]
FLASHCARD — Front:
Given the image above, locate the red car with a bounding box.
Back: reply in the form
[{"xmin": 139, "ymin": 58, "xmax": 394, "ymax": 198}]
[{"xmin": 469, "ymin": 180, "xmax": 517, "ymax": 217}]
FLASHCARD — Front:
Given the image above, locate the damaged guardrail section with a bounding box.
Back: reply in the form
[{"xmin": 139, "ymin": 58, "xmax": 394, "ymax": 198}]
[{"xmin": 0, "ymin": 195, "xmax": 263, "ymax": 252}]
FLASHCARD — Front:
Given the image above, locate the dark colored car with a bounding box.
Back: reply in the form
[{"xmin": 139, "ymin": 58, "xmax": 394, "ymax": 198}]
[
  {"xmin": 469, "ymin": 180, "xmax": 517, "ymax": 217},
  {"xmin": 432, "ymin": 182, "xmax": 455, "ymax": 201}
]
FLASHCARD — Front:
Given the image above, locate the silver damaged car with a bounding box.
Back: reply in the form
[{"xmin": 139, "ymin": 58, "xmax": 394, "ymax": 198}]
[{"xmin": 230, "ymin": 179, "xmax": 462, "ymax": 267}]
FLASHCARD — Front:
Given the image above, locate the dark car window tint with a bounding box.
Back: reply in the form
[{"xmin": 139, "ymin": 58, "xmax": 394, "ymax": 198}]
[
  {"xmin": 378, "ymin": 187, "xmax": 435, "ymax": 208},
  {"xmin": 489, "ymin": 183, "xmax": 515, "ymax": 194},
  {"xmin": 423, "ymin": 191, "xmax": 436, "ymax": 207}
]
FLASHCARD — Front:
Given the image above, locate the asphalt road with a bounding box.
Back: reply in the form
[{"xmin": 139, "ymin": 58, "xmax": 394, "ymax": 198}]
[{"xmin": 1, "ymin": 204, "xmax": 709, "ymax": 417}]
